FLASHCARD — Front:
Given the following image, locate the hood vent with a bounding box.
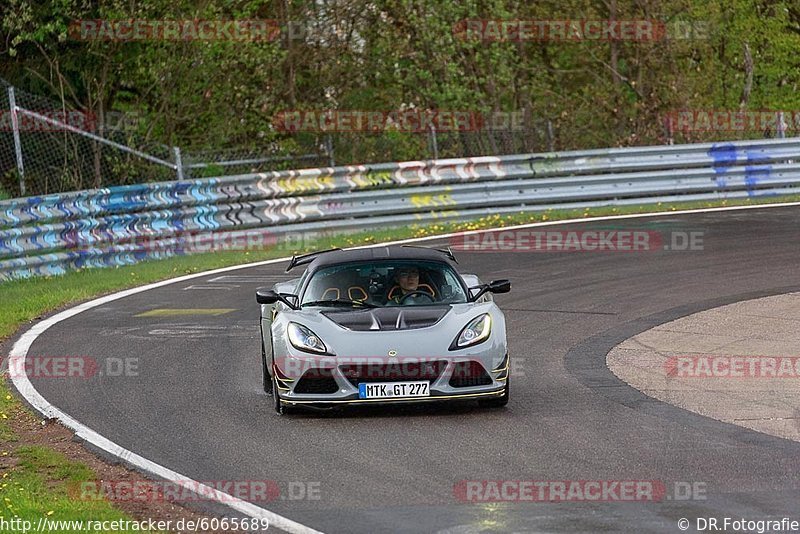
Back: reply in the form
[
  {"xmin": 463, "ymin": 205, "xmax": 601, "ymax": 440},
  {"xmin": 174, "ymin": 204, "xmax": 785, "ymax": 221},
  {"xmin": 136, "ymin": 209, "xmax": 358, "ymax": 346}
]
[{"xmin": 321, "ymin": 307, "xmax": 450, "ymax": 331}]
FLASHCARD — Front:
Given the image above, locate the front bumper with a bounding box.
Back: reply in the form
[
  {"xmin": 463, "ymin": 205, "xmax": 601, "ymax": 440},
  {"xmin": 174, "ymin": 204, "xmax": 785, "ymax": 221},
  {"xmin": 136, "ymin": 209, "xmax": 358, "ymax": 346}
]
[{"xmin": 273, "ymin": 353, "xmax": 509, "ymax": 407}]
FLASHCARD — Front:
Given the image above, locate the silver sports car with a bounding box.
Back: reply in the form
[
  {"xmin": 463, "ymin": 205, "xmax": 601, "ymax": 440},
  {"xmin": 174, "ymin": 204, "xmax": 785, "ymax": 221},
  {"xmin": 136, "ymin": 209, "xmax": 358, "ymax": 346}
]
[{"xmin": 256, "ymin": 245, "xmax": 511, "ymax": 414}]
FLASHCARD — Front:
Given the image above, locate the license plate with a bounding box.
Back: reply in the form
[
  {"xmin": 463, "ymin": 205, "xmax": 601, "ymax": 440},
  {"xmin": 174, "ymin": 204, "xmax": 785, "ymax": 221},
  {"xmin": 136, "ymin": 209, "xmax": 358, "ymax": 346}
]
[{"xmin": 358, "ymin": 381, "xmax": 430, "ymax": 399}]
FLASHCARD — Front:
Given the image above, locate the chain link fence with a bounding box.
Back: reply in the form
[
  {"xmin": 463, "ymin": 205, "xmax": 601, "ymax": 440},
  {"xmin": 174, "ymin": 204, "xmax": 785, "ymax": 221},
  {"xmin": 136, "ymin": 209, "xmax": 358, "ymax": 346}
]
[
  {"xmin": 0, "ymin": 82, "xmax": 13, "ymax": 200},
  {"xmin": 0, "ymin": 79, "xmax": 178, "ymax": 197},
  {"xmin": 0, "ymin": 78, "xmax": 555, "ymax": 198}
]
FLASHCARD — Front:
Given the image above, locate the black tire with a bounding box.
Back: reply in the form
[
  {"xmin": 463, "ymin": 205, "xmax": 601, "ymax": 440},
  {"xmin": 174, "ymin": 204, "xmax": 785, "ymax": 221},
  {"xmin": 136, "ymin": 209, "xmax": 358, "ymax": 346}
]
[
  {"xmin": 260, "ymin": 329, "xmax": 272, "ymax": 394},
  {"xmin": 272, "ymin": 373, "xmax": 283, "ymax": 414},
  {"xmin": 479, "ymin": 378, "xmax": 509, "ymax": 408}
]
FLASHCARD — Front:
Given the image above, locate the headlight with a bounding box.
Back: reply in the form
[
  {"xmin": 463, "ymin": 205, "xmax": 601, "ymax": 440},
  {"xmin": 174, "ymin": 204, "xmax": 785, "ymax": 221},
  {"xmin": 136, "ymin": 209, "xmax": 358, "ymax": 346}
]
[
  {"xmin": 287, "ymin": 322, "xmax": 328, "ymax": 354},
  {"xmin": 450, "ymin": 314, "xmax": 492, "ymax": 350}
]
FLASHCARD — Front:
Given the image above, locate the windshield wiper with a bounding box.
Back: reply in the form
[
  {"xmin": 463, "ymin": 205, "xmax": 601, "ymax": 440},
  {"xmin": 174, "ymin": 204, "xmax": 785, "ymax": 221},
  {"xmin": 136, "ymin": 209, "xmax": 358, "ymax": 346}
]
[{"xmin": 302, "ymin": 299, "xmax": 377, "ymax": 309}]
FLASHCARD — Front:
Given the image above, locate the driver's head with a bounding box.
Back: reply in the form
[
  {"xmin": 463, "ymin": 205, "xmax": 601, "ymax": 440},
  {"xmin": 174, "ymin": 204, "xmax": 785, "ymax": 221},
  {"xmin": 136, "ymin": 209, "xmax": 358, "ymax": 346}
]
[{"xmin": 397, "ymin": 266, "xmax": 420, "ymax": 293}]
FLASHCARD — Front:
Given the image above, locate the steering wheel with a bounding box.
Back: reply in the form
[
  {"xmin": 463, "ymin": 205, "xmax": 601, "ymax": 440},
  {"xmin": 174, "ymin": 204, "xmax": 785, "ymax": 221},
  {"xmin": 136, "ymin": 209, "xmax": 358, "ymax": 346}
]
[{"xmin": 399, "ymin": 290, "xmax": 436, "ymax": 304}]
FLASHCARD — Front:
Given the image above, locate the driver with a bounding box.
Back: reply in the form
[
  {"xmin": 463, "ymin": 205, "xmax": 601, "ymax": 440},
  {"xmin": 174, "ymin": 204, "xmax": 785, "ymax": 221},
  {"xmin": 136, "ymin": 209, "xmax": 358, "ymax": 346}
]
[{"xmin": 388, "ymin": 266, "xmax": 434, "ymax": 305}]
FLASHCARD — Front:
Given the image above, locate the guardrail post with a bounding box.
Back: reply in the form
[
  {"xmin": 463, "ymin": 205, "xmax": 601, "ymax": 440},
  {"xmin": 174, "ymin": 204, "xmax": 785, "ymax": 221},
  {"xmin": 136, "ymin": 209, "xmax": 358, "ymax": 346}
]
[
  {"xmin": 429, "ymin": 124, "xmax": 439, "ymax": 160},
  {"xmin": 325, "ymin": 135, "xmax": 335, "ymax": 167},
  {"xmin": 173, "ymin": 146, "xmax": 185, "ymax": 180},
  {"xmin": 8, "ymin": 87, "xmax": 26, "ymax": 196},
  {"xmin": 663, "ymin": 115, "xmax": 674, "ymax": 145}
]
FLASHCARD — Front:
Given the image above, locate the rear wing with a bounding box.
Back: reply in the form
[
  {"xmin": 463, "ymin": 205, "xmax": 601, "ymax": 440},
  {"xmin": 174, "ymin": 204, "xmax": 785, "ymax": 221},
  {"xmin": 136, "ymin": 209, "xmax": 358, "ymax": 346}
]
[
  {"xmin": 400, "ymin": 245, "xmax": 458, "ymax": 263},
  {"xmin": 285, "ymin": 248, "xmax": 341, "ymax": 272}
]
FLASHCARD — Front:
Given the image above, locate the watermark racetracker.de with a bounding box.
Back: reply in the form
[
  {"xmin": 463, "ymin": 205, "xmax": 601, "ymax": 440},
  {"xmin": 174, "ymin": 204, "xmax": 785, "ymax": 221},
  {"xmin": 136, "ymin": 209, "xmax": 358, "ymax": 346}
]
[
  {"xmin": 665, "ymin": 356, "xmax": 800, "ymax": 378},
  {"xmin": 273, "ymin": 109, "xmax": 525, "ymax": 133},
  {"xmin": 449, "ymin": 229, "xmax": 704, "ymax": 252},
  {"xmin": 62, "ymin": 228, "xmax": 325, "ymax": 255},
  {"xmin": 452, "ymin": 19, "xmax": 710, "ymax": 41},
  {"xmin": 71, "ymin": 479, "xmax": 321, "ymax": 503},
  {"xmin": 272, "ymin": 355, "xmax": 527, "ymax": 381},
  {"xmin": 665, "ymin": 110, "xmax": 800, "ymax": 134},
  {"xmin": 454, "ymin": 479, "xmax": 707, "ymax": 502},
  {"xmin": 68, "ymin": 19, "xmax": 316, "ymax": 42},
  {"xmin": 1, "ymin": 355, "xmax": 139, "ymax": 379}
]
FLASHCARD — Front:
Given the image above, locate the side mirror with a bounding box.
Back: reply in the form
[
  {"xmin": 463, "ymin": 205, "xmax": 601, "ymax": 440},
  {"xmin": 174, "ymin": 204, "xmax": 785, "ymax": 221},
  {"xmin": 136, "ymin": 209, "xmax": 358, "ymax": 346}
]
[
  {"xmin": 488, "ymin": 279, "xmax": 511, "ymax": 294},
  {"xmin": 469, "ymin": 279, "xmax": 511, "ymax": 302},
  {"xmin": 256, "ymin": 289, "xmax": 279, "ymax": 304},
  {"xmin": 256, "ymin": 289, "xmax": 298, "ymax": 309}
]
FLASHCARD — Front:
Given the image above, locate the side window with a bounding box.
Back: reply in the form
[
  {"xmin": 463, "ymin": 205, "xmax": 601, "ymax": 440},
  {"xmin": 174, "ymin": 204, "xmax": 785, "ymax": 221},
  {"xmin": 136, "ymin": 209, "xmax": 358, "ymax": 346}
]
[
  {"xmin": 440, "ymin": 269, "xmax": 468, "ymax": 303},
  {"xmin": 303, "ymin": 272, "xmax": 341, "ymax": 302}
]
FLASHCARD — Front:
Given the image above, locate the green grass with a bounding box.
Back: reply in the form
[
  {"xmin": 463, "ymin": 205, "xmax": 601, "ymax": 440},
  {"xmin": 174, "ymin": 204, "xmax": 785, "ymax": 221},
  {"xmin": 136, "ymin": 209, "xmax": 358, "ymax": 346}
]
[
  {"xmin": 0, "ymin": 388, "xmax": 17, "ymax": 442},
  {"xmin": 0, "ymin": 192, "xmax": 798, "ymax": 529},
  {"xmin": 1, "ymin": 391, "xmax": 164, "ymax": 532},
  {"xmin": 0, "ymin": 382, "xmax": 145, "ymax": 532},
  {"xmin": 0, "ymin": 444, "xmax": 157, "ymax": 533},
  {"xmin": 0, "ymin": 387, "xmax": 155, "ymax": 532}
]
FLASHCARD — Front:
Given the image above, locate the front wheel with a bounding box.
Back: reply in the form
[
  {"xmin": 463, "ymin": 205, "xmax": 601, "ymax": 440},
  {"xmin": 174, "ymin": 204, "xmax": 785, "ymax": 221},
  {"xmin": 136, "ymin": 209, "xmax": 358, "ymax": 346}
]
[
  {"xmin": 260, "ymin": 332, "xmax": 272, "ymax": 394},
  {"xmin": 479, "ymin": 378, "xmax": 509, "ymax": 408}
]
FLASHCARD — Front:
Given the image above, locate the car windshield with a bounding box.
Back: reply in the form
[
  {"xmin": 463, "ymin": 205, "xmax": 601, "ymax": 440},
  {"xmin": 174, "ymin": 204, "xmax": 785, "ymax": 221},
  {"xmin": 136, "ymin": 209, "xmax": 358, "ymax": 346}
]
[{"xmin": 300, "ymin": 260, "xmax": 468, "ymax": 307}]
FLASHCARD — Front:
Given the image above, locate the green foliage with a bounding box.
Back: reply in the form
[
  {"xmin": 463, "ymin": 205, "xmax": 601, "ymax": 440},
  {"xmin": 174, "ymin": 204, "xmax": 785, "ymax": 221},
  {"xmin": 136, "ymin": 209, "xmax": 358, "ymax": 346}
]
[{"xmin": 2, "ymin": 0, "xmax": 799, "ymax": 162}]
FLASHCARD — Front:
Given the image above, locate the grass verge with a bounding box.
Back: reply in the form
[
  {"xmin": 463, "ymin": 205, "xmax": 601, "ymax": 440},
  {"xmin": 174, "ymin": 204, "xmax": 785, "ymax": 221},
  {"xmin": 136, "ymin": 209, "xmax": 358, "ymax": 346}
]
[
  {"xmin": 0, "ymin": 392, "xmax": 167, "ymax": 532},
  {"xmin": 0, "ymin": 192, "xmax": 799, "ymax": 530}
]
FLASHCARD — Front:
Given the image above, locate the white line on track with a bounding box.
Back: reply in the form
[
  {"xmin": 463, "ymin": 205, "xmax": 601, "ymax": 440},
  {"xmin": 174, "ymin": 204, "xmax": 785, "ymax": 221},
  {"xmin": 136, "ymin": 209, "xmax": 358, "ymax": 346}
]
[
  {"xmin": 182, "ymin": 285, "xmax": 236, "ymax": 290},
  {"xmin": 8, "ymin": 200, "xmax": 800, "ymax": 533}
]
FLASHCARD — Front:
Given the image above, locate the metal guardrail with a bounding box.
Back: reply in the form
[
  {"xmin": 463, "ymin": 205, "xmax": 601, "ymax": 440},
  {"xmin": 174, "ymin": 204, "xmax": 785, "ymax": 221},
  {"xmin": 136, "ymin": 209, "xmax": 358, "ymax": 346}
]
[{"xmin": 1, "ymin": 137, "xmax": 799, "ymax": 281}]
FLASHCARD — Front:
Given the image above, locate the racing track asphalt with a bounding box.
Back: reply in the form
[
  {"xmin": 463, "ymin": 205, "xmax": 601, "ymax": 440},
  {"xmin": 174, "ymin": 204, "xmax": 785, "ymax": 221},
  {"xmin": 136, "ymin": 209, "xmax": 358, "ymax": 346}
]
[{"xmin": 17, "ymin": 206, "xmax": 800, "ymax": 533}]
